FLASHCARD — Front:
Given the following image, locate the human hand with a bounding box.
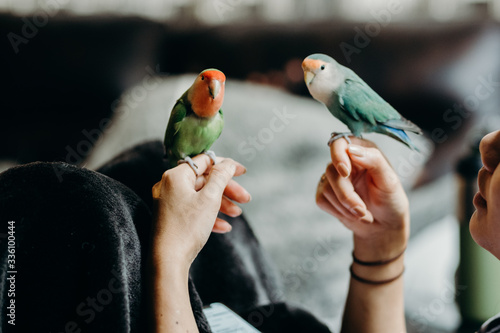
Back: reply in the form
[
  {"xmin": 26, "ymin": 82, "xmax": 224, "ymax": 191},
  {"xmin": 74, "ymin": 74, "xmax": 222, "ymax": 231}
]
[
  {"xmin": 316, "ymin": 137, "xmax": 409, "ymax": 261},
  {"xmin": 152, "ymin": 154, "xmax": 250, "ymax": 265}
]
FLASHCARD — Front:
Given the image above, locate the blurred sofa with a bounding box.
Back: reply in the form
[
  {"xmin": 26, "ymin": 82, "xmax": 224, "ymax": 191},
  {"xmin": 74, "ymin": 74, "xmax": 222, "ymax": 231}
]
[{"xmin": 1, "ymin": 15, "xmax": 500, "ymax": 181}]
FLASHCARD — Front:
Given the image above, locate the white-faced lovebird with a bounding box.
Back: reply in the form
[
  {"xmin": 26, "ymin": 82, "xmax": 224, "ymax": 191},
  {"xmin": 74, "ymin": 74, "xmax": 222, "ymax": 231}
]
[
  {"xmin": 164, "ymin": 69, "xmax": 226, "ymax": 174},
  {"xmin": 302, "ymin": 53, "xmax": 422, "ymax": 150}
]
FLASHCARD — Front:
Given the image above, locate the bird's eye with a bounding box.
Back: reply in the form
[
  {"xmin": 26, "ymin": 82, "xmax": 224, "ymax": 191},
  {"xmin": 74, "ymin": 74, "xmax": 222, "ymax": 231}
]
[
  {"xmin": 320, "ymin": 65, "xmax": 325, "ymax": 70},
  {"xmin": 201, "ymin": 76, "xmax": 205, "ymax": 80}
]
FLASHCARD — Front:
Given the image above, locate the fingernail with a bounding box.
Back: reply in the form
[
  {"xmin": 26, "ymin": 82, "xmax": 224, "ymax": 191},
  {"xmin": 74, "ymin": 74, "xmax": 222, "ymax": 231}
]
[
  {"xmin": 337, "ymin": 163, "xmax": 350, "ymax": 178},
  {"xmin": 246, "ymin": 191, "xmax": 252, "ymax": 202},
  {"xmin": 362, "ymin": 215, "xmax": 374, "ymax": 224},
  {"xmin": 236, "ymin": 161, "xmax": 247, "ymax": 174},
  {"xmin": 227, "ymin": 206, "xmax": 242, "ymax": 217},
  {"xmin": 234, "ymin": 206, "xmax": 243, "ymax": 216},
  {"xmin": 351, "ymin": 206, "xmax": 366, "ymax": 218},
  {"xmin": 348, "ymin": 145, "xmax": 365, "ymax": 157}
]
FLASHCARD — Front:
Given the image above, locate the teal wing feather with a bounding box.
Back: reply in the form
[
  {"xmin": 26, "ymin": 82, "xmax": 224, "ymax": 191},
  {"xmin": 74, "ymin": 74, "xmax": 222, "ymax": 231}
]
[
  {"xmin": 164, "ymin": 99, "xmax": 188, "ymax": 161},
  {"xmin": 340, "ymin": 78, "xmax": 401, "ymax": 126},
  {"xmin": 339, "ymin": 77, "xmax": 422, "ymax": 135}
]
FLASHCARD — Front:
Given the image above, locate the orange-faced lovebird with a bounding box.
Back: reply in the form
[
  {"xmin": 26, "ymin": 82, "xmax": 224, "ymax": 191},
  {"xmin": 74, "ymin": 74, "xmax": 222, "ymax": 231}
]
[
  {"xmin": 302, "ymin": 53, "xmax": 422, "ymax": 150},
  {"xmin": 164, "ymin": 69, "xmax": 226, "ymax": 174}
]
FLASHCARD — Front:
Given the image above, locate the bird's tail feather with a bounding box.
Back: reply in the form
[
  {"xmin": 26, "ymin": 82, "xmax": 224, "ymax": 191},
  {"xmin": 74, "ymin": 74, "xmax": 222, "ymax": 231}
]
[
  {"xmin": 384, "ymin": 118, "xmax": 423, "ymax": 135},
  {"xmin": 379, "ymin": 126, "xmax": 420, "ymax": 152}
]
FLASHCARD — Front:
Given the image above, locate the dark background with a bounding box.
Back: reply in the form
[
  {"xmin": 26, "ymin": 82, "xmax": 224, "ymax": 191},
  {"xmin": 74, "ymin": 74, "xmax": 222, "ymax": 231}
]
[{"xmin": 1, "ymin": 14, "xmax": 499, "ymax": 184}]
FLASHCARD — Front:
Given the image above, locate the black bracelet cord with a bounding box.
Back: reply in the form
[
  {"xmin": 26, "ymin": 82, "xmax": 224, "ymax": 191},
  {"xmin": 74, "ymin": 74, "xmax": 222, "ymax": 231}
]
[
  {"xmin": 352, "ymin": 247, "xmax": 406, "ymax": 266},
  {"xmin": 349, "ymin": 265, "xmax": 405, "ymax": 285}
]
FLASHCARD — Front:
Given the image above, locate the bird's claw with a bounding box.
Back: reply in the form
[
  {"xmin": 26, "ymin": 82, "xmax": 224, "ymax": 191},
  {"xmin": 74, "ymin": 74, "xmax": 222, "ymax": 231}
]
[
  {"xmin": 204, "ymin": 150, "xmax": 217, "ymax": 165},
  {"xmin": 328, "ymin": 132, "xmax": 353, "ymax": 146},
  {"xmin": 178, "ymin": 156, "xmax": 199, "ymax": 176}
]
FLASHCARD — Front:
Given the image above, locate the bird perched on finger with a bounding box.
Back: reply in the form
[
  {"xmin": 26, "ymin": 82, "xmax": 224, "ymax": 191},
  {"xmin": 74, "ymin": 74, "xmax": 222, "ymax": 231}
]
[
  {"xmin": 302, "ymin": 53, "xmax": 422, "ymax": 150},
  {"xmin": 164, "ymin": 69, "xmax": 226, "ymax": 174}
]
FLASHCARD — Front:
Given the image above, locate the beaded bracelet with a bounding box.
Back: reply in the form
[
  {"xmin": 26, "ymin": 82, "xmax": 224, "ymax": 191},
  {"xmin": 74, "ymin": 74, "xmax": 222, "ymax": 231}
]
[
  {"xmin": 350, "ymin": 265, "xmax": 405, "ymax": 285},
  {"xmin": 352, "ymin": 247, "xmax": 406, "ymax": 266}
]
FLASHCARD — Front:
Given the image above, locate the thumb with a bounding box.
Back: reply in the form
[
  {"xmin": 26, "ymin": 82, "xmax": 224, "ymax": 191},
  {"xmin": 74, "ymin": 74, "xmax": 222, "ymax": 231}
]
[
  {"xmin": 347, "ymin": 145, "xmax": 401, "ymax": 193},
  {"xmin": 202, "ymin": 159, "xmax": 237, "ymax": 200}
]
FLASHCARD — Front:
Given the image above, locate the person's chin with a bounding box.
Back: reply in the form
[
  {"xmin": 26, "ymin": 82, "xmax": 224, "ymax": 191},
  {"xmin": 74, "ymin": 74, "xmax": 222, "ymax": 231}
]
[
  {"xmin": 469, "ymin": 210, "xmax": 499, "ymax": 258},
  {"xmin": 469, "ymin": 210, "xmax": 484, "ymax": 246}
]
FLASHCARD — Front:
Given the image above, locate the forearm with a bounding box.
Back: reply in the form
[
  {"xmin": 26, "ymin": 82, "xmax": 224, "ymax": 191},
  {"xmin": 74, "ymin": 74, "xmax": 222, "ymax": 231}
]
[
  {"xmin": 148, "ymin": 156, "xmax": 244, "ymax": 332},
  {"xmin": 150, "ymin": 254, "xmax": 199, "ymax": 333},
  {"xmin": 341, "ymin": 229, "xmax": 407, "ymax": 333},
  {"xmin": 321, "ymin": 138, "xmax": 409, "ymax": 332},
  {"xmin": 341, "ymin": 255, "xmax": 405, "ymax": 333}
]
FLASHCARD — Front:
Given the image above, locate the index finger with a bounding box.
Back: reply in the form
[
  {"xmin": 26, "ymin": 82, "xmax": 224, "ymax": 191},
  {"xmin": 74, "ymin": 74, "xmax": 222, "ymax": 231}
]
[
  {"xmin": 202, "ymin": 159, "xmax": 238, "ymax": 200},
  {"xmin": 329, "ymin": 136, "xmax": 377, "ymax": 178},
  {"xmin": 329, "ymin": 137, "xmax": 351, "ymax": 178}
]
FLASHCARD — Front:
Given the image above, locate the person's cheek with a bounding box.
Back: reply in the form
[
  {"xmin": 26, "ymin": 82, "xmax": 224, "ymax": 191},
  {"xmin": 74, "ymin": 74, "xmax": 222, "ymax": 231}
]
[
  {"xmin": 488, "ymin": 170, "xmax": 500, "ymax": 230},
  {"xmin": 477, "ymin": 168, "xmax": 500, "ymax": 257}
]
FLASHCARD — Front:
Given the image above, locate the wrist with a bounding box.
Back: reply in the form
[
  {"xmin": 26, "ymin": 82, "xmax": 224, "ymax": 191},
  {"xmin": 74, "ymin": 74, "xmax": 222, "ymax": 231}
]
[
  {"xmin": 350, "ymin": 231, "xmax": 406, "ymax": 284},
  {"xmin": 151, "ymin": 251, "xmax": 191, "ymax": 288},
  {"xmin": 151, "ymin": 213, "xmax": 199, "ymax": 268},
  {"xmin": 352, "ymin": 221, "xmax": 409, "ymax": 263},
  {"xmin": 152, "ymin": 239, "xmax": 194, "ymax": 269},
  {"xmin": 352, "ymin": 238, "xmax": 407, "ymax": 263},
  {"xmin": 351, "ymin": 254, "xmax": 405, "ymax": 284}
]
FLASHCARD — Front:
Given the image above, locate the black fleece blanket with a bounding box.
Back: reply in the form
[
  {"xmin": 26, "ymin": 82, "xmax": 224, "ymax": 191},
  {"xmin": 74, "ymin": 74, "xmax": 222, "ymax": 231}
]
[{"xmin": 0, "ymin": 141, "xmax": 331, "ymax": 332}]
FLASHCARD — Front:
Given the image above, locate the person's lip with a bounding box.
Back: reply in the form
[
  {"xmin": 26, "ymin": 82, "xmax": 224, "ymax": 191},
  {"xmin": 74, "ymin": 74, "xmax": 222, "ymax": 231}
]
[
  {"xmin": 475, "ymin": 168, "xmax": 489, "ymax": 210},
  {"xmin": 473, "ymin": 191, "xmax": 487, "ymax": 209}
]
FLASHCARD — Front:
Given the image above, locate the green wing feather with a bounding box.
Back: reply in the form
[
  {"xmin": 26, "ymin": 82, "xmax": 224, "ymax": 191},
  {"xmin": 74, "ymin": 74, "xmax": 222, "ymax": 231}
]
[
  {"xmin": 217, "ymin": 108, "xmax": 223, "ymax": 123},
  {"xmin": 164, "ymin": 98, "xmax": 189, "ymax": 161}
]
